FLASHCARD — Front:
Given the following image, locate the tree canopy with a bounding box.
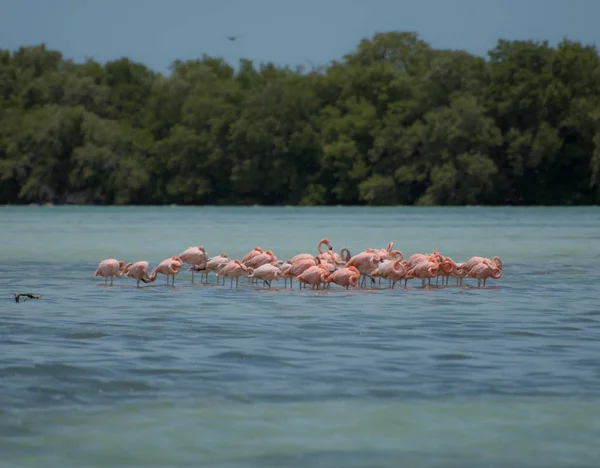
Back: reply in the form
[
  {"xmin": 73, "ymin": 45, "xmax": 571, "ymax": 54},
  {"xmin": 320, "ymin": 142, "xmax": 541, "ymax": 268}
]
[{"xmin": 1, "ymin": 32, "xmax": 600, "ymax": 206}]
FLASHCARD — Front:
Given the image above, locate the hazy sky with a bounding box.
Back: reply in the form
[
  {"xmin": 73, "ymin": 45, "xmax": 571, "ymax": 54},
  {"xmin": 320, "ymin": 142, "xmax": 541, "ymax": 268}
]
[{"xmin": 2, "ymin": 0, "xmax": 599, "ymax": 74}]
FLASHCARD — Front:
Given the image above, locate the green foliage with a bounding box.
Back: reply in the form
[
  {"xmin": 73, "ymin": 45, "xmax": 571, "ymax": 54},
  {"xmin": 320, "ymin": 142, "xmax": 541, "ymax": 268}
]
[{"xmin": 1, "ymin": 33, "xmax": 599, "ymax": 205}]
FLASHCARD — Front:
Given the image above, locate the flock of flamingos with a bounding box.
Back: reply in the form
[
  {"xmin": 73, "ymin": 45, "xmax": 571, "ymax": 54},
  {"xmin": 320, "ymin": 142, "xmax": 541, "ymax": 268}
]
[{"xmin": 94, "ymin": 238, "xmax": 503, "ymax": 290}]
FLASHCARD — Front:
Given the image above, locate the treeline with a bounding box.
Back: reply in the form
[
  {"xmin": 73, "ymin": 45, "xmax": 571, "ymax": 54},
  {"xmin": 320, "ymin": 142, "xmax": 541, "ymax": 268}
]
[{"xmin": 1, "ymin": 32, "xmax": 600, "ymax": 206}]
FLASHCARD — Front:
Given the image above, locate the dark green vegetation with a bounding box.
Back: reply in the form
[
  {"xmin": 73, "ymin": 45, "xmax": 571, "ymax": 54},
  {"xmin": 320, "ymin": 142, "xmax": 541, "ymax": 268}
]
[{"xmin": 1, "ymin": 32, "xmax": 600, "ymax": 206}]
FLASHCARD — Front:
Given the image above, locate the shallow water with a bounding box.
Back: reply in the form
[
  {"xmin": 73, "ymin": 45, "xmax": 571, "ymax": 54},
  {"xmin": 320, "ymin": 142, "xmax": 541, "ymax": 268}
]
[{"xmin": 1, "ymin": 206, "xmax": 600, "ymax": 467}]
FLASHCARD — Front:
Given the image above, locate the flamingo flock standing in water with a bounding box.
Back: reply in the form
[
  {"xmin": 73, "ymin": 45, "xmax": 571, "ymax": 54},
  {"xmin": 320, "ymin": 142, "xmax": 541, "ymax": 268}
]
[{"xmin": 94, "ymin": 238, "xmax": 503, "ymax": 290}]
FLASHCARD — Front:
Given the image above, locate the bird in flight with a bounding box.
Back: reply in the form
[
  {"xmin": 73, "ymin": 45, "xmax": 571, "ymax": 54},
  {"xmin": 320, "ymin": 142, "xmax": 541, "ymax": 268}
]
[{"xmin": 227, "ymin": 34, "xmax": 243, "ymax": 41}]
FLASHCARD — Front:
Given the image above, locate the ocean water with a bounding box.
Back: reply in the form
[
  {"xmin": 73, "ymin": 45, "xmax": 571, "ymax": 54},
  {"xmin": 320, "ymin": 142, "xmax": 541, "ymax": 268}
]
[{"xmin": 1, "ymin": 205, "xmax": 600, "ymax": 467}]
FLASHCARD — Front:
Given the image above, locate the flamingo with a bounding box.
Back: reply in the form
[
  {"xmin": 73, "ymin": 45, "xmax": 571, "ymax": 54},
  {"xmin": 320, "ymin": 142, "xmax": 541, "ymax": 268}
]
[
  {"xmin": 244, "ymin": 249, "xmax": 277, "ymax": 270},
  {"xmin": 241, "ymin": 247, "xmax": 264, "ymax": 264},
  {"xmin": 404, "ymin": 252, "xmax": 438, "ymax": 270},
  {"xmin": 366, "ymin": 242, "xmax": 398, "ymax": 261},
  {"xmin": 370, "ymin": 257, "xmax": 407, "ymax": 288},
  {"xmin": 387, "ymin": 260, "xmax": 413, "ymax": 288},
  {"xmin": 463, "ymin": 256, "xmax": 503, "ymax": 273},
  {"xmin": 250, "ymin": 264, "xmax": 281, "ymax": 288},
  {"xmin": 295, "ymin": 264, "xmax": 330, "ymax": 290},
  {"xmin": 94, "ymin": 258, "xmax": 126, "ymax": 286},
  {"xmin": 202, "ymin": 253, "xmax": 231, "ymax": 284},
  {"xmin": 468, "ymin": 262, "xmax": 502, "ymax": 287},
  {"xmin": 178, "ymin": 246, "xmax": 209, "ymax": 283},
  {"xmin": 216, "ymin": 260, "xmax": 254, "ymax": 289},
  {"xmin": 408, "ymin": 260, "xmax": 439, "ymax": 288},
  {"xmin": 149, "ymin": 256, "xmax": 183, "ymax": 286},
  {"xmin": 327, "ymin": 247, "xmax": 352, "ymax": 266},
  {"xmin": 281, "ymin": 257, "xmax": 319, "ymax": 288},
  {"xmin": 123, "ymin": 261, "xmax": 156, "ymax": 288},
  {"xmin": 289, "ymin": 238, "xmax": 332, "ymax": 264},
  {"xmin": 449, "ymin": 262, "xmax": 468, "ymax": 285},
  {"xmin": 327, "ymin": 266, "xmax": 360, "ymax": 289},
  {"xmin": 276, "ymin": 260, "xmax": 293, "ymax": 287},
  {"xmin": 344, "ymin": 251, "xmax": 382, "ymax": 288},
  {"xmin": 435, "ymin": 256, "xmax": 461, "ymax": 286}
]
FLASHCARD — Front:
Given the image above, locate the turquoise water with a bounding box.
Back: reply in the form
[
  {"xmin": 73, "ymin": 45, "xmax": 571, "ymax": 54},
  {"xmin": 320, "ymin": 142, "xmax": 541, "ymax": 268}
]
[{"xmin": 1, "ymin": 206, "xmax": 600, "ymax": 467}]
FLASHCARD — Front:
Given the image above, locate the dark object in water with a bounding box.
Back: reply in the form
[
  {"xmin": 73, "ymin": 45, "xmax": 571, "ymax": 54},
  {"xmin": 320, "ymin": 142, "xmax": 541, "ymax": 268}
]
[{"xmin": 12, "ymin": 293, "xmax": 42, "ymax": 303}]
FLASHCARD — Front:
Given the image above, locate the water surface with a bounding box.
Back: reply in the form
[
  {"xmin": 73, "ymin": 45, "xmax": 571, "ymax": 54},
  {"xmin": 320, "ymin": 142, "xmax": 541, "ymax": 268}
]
[{"xmin": 1, "ymin": 206, "xmax": 600, "ymax": 467}]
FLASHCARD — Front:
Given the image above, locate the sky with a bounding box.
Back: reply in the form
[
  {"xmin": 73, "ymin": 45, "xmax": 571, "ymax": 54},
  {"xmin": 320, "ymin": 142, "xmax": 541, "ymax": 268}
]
[{"xmin": 1, "ymin": 0, "xmax": 599, "ymax": 75}]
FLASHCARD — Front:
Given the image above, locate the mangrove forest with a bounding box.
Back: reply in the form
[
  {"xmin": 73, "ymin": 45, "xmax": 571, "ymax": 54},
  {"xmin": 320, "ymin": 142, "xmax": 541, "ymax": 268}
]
[{"xmin": 1, "ymin": 31, "xmax": 600, "ymax": 206}]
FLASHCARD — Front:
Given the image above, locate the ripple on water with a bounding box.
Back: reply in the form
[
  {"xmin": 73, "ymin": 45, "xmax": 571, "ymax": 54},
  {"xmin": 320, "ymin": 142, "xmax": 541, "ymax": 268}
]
[{"xmin": 431, "ymin": 353, "xmax": 475, "ymax": 361}]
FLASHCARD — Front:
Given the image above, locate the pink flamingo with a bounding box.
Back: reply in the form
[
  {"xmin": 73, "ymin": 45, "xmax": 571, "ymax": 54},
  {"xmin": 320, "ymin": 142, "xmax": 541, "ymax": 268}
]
[
  {"xmin": 289, "ymin": 238, "xmax": 332, "ymax": 264},
  {"xmin": 281, "ymin": 258, "xmax": 319, "ymax": 288},
  {"xmin": 216, "ymin": 259, "xmax": 254, "ymax": 289},
  {"xmin": 366, "ymin": 242, "xmax": 398, "ymax": 261},
  {"xmin": 202, "ymin": 253, "xmax": 231, "ymax": 284},
  {"xmin": 94, "ymin": 258, "xmax": 126, "ymax": 286},
  {"xmin": 250, "ymin": 264, "xmax": 281, "ymax": 288},
  {"xmin": 290, "ymin": 253, "xmax": 317, "ymax": 264},
  {"xmin": 241, "ymin": 247, "xmax": 264, "ymax": 264},
  {"xmin": 277, "ymin": 260, "xmax": 293, "ymax": 287},
  {"xmin": 295, "ymin": 264, "xmax": 330, "ymax": 290},
  {"xmin": 370, "ymin": 257, "xmax": 407, "ymax": 288},
  {"xmin": 408, "ymin": 260, "xmax": 439, "ymax": 288},
  {"xmin": 404, "ymin": 252, "xmax": 438, "ymax": 269},
  {"xmin": 468, "ymin": 262, "xmax": 502, "ymax": 287},
  {"xmin": 178, "ymin": 246, "xmax": 209, "ymax": 283},
  {"xmin": 123, "ymin": 261, "xmax": 155, "ymax": 288},
  {"xmin": 327, "ymin": 247, "xmax": 352, "ymax": 266},
  {"xmin": 245, "ymin": 249, "xmax": 277, "ymax": 269},
  {"xmin": 327, "ymin": 266, "xmax": 360, "ymax": 289},
  {"xmin": 149, "ymin": 256, "xmax": 183, "ymax": 286},
  {"xmin": 388, "ymin": 261, "xmax": 413, "ymax": 288},
  {"xmin": 424, "ymin": 252, "xmax": 453, "ymax": 286},
  {"xmin": 449, "ymin": 262, "xmax": 468, "ymax": 285},
  {"xmin": 344, "ymin": 251, "xmax": 382, "ymax": 288},
  {"xmin": 435, "ymin": 256, "xmax": 462, "ymax": 286},
  {"xmin": 463, "ymin": 256, "xmax": 503, "ymax": 273}
]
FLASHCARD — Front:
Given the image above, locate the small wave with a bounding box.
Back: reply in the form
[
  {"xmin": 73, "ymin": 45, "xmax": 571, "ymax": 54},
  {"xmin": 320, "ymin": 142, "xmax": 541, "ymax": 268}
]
[
  {"xmin": 64, "ymin": 331, "xmax": 109, "ymax": 339},
  {"xmin": 505, "ymin": 330, "xmax": 547, "ymax": 337},
  {"xmin": 431, "ymin": 353, "xmax": 474, "ymax": 361},
  {"xmin": 210, "ymin": 351, "xmax": 301, "ymax": 367},
  {"xmin": 95, "ymin": 379, "xmax": 155, "ymax": 392},
  {"xmin": 0, "ymin": 363, "xmax": 82, "ymax": 378}
]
